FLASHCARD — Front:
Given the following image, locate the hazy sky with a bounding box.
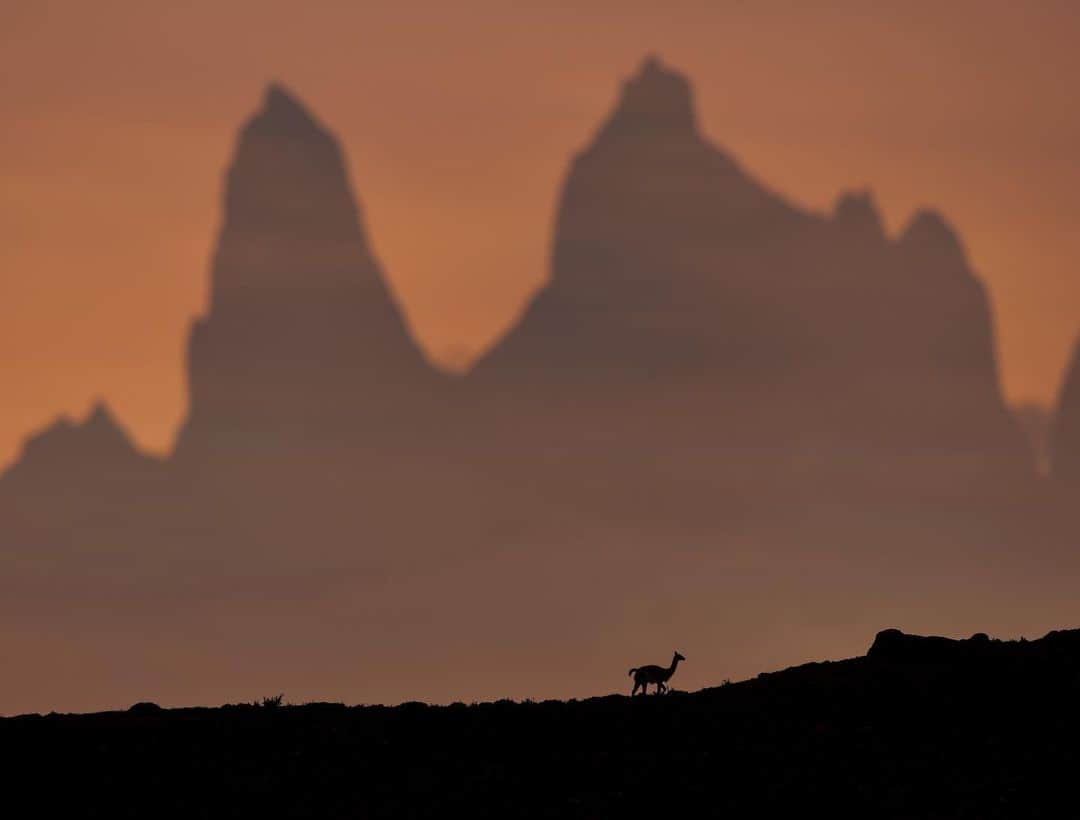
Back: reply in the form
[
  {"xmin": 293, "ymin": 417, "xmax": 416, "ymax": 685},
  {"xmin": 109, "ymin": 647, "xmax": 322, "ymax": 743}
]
[{"xmin": 2, "ymin": 1, "xmax": 1079, "ymax": 467}]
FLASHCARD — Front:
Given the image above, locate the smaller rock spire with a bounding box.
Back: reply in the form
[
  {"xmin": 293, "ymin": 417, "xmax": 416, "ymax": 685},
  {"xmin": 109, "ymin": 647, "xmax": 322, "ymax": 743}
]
[
  {"xmin": 898, "ymin": 209, "xmax": 967, "ymax": 265},
  {"xmin": 833, "ymin": 188, "xmax": 885, "ymax": 239},
  {"xmin": 254, "ymin": 82, "xmax": 326, "ymax": 136},
  {"xmin": 601, "ymin": 55, "xmax": 699, "ymax": 138},
  {"xmin": 84, "ymin": 397, "xmax": 115, "ymax": 429}
]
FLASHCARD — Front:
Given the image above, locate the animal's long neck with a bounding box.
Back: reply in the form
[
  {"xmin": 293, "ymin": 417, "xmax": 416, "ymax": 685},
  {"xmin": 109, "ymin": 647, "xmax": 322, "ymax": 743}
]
[{"xmin": 668, "ymin": 655, "xmax": 681, "ymax": 676}]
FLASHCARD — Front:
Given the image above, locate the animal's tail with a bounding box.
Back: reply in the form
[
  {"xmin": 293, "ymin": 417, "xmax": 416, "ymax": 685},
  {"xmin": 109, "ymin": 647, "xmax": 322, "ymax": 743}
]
[{"xmin": 628, "ymin": 667, "xmax": 638, "ymax": 677}]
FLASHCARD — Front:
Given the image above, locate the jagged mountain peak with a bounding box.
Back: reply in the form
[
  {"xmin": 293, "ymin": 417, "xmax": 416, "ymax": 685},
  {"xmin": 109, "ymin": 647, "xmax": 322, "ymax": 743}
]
[
  {"xmin": 83, "ymin": 397, "xmax": 118, "ymax": 430},
  {"xmin": 898, "ymin": 208, "xmax": 967, "ymax": 265},
  {"xmin": 264, "ymin": 81, "xmax": 301, "ymax": 110},
  {"xmin": 833, "ymin": 188, "xmax": 885, "ymax": 239},
  {"xmin": 29, "ymin": 399, "xmax": 124, "ymax": 443},
  {"xmin": 71, "ymin": 399, "xmax": 129, "ymax": 444},
  {"xmin": 1, "ymin": 399, "xmax": 152, "ymax": 483},
  {"xmin": 219, "ymin": 79, "xmax": 361, "ymax": 245},
  {"xmin": 601, "ymin": 54, "xmax": 698, "ymax": 138},
  {"xmin": 246, "ymin": 82, "xmax": 328, "ymax": 140}
]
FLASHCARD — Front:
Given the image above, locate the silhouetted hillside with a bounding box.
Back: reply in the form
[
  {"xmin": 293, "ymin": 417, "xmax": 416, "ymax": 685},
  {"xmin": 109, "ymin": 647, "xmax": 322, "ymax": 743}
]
[{"xmin": 6, "ymin": 627, "xmax": 1080, "ymax": 818}]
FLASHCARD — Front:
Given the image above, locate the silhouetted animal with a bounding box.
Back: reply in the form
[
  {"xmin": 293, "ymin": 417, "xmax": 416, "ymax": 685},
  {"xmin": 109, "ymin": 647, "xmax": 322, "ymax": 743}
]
[{"xmin": 629, "ymin": 651, "xmax": 685, "ymax": 695}]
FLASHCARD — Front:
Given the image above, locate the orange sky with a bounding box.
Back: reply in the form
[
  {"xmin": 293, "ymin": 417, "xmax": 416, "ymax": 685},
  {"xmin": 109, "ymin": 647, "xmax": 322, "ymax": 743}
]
[{"xmin": 2, "ymin": 1, "xmax": 1079, "ymax": 468}]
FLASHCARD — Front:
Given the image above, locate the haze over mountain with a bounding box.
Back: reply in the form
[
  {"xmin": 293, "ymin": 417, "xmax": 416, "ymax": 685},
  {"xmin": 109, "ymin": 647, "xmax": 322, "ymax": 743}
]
[{"xmin": 2, "ymin": 57, "xmax": 1078, "ymax": 715}]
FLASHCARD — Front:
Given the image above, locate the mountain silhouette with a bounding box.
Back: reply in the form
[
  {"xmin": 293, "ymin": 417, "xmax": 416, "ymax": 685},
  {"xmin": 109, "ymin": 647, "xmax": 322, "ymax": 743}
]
[
  {"xmin": 2, "ymin": 400, "xmax": 160, "ymax": 487},
  {"xmin": 2, "ymin": 57, "xmax": 1077, "ymax": 713},
  {"xmin": 175, "ymin": 84, "xmax": 438, "ymax": 469},
  {"xmin": 470, "ymin": 57, "xmax": 1029, "ymax": 503}
]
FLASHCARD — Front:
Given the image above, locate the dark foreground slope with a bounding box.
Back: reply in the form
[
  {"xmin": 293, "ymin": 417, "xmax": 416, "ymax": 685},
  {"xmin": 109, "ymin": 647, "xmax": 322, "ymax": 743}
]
[{"xmin": 5, "ymin": 629, "xmax": 1080, "ymax": 818}]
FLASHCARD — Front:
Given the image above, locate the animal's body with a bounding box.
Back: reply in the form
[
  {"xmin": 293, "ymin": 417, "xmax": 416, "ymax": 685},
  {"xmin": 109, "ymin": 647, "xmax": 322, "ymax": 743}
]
[{"xmin": 629, "ymin": 651, "xmax": 685, "ymax": 695}]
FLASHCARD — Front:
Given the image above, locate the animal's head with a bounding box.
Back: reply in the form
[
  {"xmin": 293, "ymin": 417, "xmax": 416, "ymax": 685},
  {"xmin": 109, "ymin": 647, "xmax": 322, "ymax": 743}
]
[{"xmin": 674, "ymin": 651, "xmax": 686, "ymax": 662}]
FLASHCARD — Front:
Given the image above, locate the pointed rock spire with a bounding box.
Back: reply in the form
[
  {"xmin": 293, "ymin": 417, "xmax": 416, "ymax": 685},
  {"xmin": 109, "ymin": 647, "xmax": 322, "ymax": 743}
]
[
  {"xmin": 220, "ymin": 81, "xmax": 360, "ymax": 251},
  {"xmin": 240, "ymin": 82, "xmax": 333, "ymax": 145},
  {"xmin": 83, "ymin": 397, "xmax": 116, "ymax": 430},
  {"xmin": 175, "ymin": 82, "xmax": 437, "ymax": 463},
  {"xmin": 600, "ymin": 55, "xmax": 699, "ymax": 138},
  {"xmin": 898, "ymin": 209, "xmax": 968, "ymax": 269},
  {"xmin": 833, "ymin": 189, "xmax": 885, "ymax": 240}
]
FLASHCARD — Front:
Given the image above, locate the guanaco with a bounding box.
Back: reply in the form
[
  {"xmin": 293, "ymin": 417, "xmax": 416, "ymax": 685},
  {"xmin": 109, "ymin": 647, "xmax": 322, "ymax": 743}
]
[{"xmin": 629, "ymin": 651, "xmax": 685, "ymax": 695}]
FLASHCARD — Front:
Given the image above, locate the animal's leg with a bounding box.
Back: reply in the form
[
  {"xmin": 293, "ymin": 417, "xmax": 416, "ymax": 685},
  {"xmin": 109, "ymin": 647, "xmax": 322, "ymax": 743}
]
[{"xmin": 631, "ymin": 680, "xmax": 640, "ymax": 696}]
